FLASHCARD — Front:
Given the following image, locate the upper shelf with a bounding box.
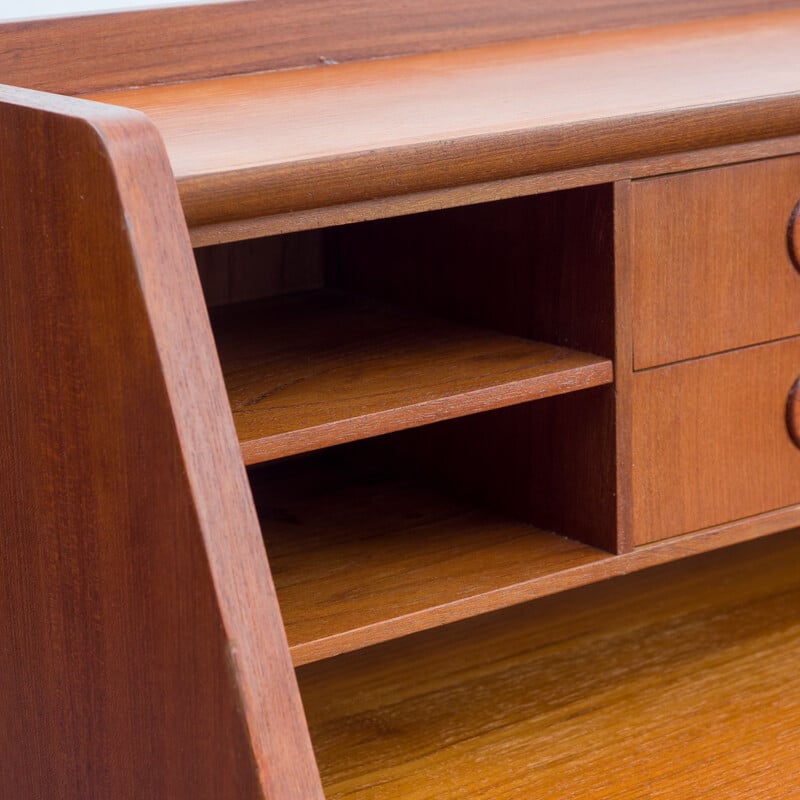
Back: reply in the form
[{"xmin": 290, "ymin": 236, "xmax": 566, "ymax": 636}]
[
  {"xmin": 84, "ymin": 10, "xmax": 800, "ymax": 237},
  {"xmin": 211, "ymin": 290, "xmax": 612, "ymax": 465}
]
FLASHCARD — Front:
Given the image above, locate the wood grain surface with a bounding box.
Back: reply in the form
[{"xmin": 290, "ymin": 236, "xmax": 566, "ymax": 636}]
[
  {"xmin": 195, "ymin": 231, "xmax": 325, "ymax": 307},
  {"xmin": 612, "ymin": 180, "xmax": 635, "ymax": 552},
  {"xmin": 330, "ymin": 190, "xmax": 616, "ymax": 356},
  {"xmin": 382, "ymin": 389, "xmax": 622, "ymax": 553},
  {"xmin": 632, "ymin": 338, "xmax": 800, "ymax": 544},
  {"xmin": 84, "ymin": 11, "xmax": 800, "ymax": 232},
  {"xmin": 4, "ymin": 1, "xmax": 798, "ymax": 95},
  {"xmin": 0, "ymin": 86, "xmax": 322, "ymax": 800},
  {"xmin": 5, "ymin": 3, "xmax": 800, "ymax": 795},
  {"xmin": 298, "ymin": 529, "xmax": 800, "ymax": 799},
  {"xmin": 632, "ymin": 156, "xmax": 800, "ymax": 369},
  {"xmin": 250, "ymin": 449, "xmax": 606, "ymax": 665},
  {"xmin": 252, "ymin": 438, "xmax": 800, "ymax": 665},
  {"xmin": 187, "ymin": 135, "xmax": 800, "ymax": 246},
  {"xmin": 212, "ymin": 290, "xmax": 611, "ymax": 465}
]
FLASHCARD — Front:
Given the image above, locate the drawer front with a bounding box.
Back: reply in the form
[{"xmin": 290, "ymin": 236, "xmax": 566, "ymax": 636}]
[
  {"xmin": 632, "ymin": 156, "xmax": 800, "ymax": 369},
  {"xmin": 632, "ymin": 338, "xmax": 800, "ymax": 544}
]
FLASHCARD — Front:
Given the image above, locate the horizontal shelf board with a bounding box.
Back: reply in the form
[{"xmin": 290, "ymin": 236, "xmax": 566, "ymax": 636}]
[
  {"xmin": 254, "ymin": 444, "xmax": 800, "ymax": 665},
  {"xmin": 85, "ymin": 11, "xmax": 800, "ymax": 230},
  {"xmin": 297, "ymin": 529, "xmax": 800, "ymax": 799},
  {"xmin": 211, "ymin": 291, "xmax": 612, "ymax": 465},
  {"xmin": 251, "ymin": 456, "xmax": 608, "ymax": 666}
]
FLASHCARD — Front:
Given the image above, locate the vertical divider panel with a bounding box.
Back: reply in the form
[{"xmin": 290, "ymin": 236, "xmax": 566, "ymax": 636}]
[{"xmin": 613, "ymin": 179, "xmax": 635, "ymax": 553}]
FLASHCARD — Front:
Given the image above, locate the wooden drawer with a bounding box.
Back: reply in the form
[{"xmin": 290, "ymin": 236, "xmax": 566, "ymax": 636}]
[
  {"xmin": 632, "ymin": 338, "xmax": 800, "ymax": 544},
  {"xmin": 632, "ymin": 156, "xmax": 800, "ymax": 369}
]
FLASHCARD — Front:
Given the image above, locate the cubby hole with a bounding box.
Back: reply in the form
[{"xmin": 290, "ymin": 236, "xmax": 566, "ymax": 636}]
[
  {"xmin": 196, "ymin": 185, "xmax": 622, "ymax": 661},
  {"xmin": 247, "ymin": 400, "xmax": 612, "ymax": 665}
]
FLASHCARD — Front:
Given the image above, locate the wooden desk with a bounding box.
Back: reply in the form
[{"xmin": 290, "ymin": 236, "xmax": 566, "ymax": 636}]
[{"xmin": 1, "ymin": 2, "xmax": 799, "ymax": 797}]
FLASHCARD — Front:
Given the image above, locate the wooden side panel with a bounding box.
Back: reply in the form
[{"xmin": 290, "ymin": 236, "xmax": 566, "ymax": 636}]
[
  {"xmin": 3, "ymin": 0, "xmax": 799, "ymax": 95},
  {"xmin": 632, "ymin": 156, "xmax": 800, "ymax": 369},
  {"xmin": 632, "ymin": 339, "xmax": 800, "ymax": 544},
  {"xmin": 0, "ymin": 88, "xmax": 323, "ymax": 800}
]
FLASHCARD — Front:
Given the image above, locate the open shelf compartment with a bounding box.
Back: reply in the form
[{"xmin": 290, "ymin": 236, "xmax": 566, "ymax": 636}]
[
  {"xmin": 212, "ymin": 289, "xmax": 611, "ymax": 464},
  {"xmin": 203, "ymin": 188, "xmax": 618, "ymax": 470},
  {"xmin": 205, "ymin": 188, "xmax": 625, "ymax": 661},
  {"xmin": 249, "ymin": 433, "xmax": 610, "ymax": 665}
]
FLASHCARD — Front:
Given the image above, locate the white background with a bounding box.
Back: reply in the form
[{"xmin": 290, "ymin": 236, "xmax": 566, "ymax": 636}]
[{"xmin": 0, "ymin": 0, "xmax": 224, "ymax": 21}]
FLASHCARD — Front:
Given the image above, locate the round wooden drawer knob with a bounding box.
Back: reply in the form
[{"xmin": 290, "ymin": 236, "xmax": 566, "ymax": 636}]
[
  {"xmin": 790, "ymin": 200, "xmax": 800, "ymax": 273},
  {"xmin": 788, "ymin": 377, "xmax": 800, "ymax": 449}
]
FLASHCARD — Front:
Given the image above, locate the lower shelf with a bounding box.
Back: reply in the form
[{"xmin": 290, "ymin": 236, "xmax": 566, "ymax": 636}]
[
  {"xmin": 251, "ymin": 447, "xmax": 606, "ymax": 665},
  {"xmin": 297, "ymin": 530, "xmax": 800, "ymax": 800}
]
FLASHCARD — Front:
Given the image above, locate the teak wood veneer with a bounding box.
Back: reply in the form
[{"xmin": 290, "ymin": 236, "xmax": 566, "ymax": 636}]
[
  {"xmin": 299, "ymin": 530, "xmax": 800, "ymax": 799},
  {"xmin": 212, "ymin": 290, "xmax": 613, "ymax": 464},
  {"xmin": 0, "ymin": 87, "xmax": 322, "ymax": 800},
  {"xmin": 82, "ymin": 9, "xmax": 800, "ymax": 244},
  {"xmin": 1, "ymin": 2, "xmax": 800, "ymax": 798}
]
